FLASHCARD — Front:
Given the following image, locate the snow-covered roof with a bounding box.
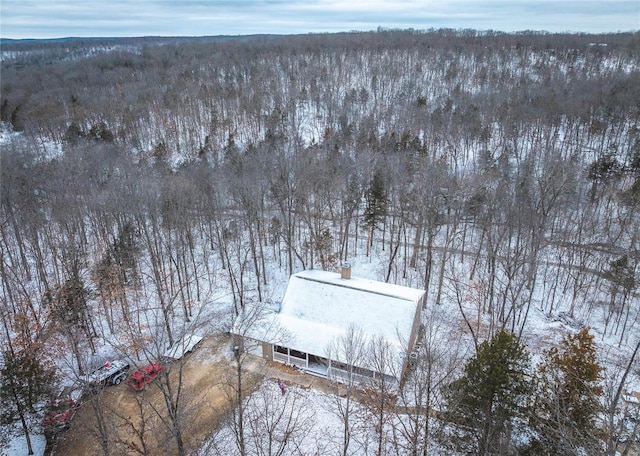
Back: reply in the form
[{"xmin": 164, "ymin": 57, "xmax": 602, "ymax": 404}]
[
  {"xmin": 84, "ymin": 359, "xmax": 130, "ymax": 385},
  {"xmin": 240, "ymin": 269, "xmax": 424, "ymax": 376},
  {"xmin": 162, "ymin": 333, "xmax": 204, "ymax": 360}
]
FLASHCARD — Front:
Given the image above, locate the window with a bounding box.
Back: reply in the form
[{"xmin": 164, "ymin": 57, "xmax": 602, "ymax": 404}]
[
  {"xmin": 274, "ymin": 345, "xmax": 287, "ymax": 354},
  {"xmin": 289, "ymin": 349, "xmax": 307, "ymax": 360},
  {"xmin": 354, "ymin": 366, "xmax": 374, "ymax": 378},
  {"xmin": 331, "ymin": 361, "xmax": 349, "ymax": 371},
  {"xmin": 308, "ymin": 354, "xmax": 327, "ymax": 366}
]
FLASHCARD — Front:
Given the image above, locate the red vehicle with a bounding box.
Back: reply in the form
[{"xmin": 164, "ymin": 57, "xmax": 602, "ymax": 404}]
[
  {"xmin": 42, "ymin": 397, "xmax": 78, "ymax": 434},
  {"xmin": 128, "ymin": 363, "xmax": 163, "ymax": 391}
]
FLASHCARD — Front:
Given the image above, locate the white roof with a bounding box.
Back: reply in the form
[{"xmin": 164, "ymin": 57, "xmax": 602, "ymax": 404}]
[
  {"xmin": 162, "ymin": 334, "xmax": 204, "ymax": 360},
  {"xmin": 240, "ymin": 269, "xmax": 424, "ymax": 376},
  {"xmin": 84, "ymin": 359, "xmax": 129, "ymax": 384}
]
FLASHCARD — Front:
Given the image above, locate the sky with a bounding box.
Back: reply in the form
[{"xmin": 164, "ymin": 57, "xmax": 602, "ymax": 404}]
[{"xmin": 1, "ymin": 0, "xmax": 638, "ymax": 40}]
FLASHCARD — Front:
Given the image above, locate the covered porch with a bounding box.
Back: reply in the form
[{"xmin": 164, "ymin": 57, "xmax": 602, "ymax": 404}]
[{"xmin": 271, "ymin": 345, "xmax": 397, "ymax": 385}]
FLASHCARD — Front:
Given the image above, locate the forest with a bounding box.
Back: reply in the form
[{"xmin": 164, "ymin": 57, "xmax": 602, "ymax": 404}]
[{"xmin": 1, "ymin": 29, "xmax": 639, "ymax": 455}]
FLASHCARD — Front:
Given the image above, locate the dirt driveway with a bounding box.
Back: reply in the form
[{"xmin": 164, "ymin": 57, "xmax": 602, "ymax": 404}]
[{"xmin": 53, "ymin": 334, "xmax": 263, "ymax": 456}]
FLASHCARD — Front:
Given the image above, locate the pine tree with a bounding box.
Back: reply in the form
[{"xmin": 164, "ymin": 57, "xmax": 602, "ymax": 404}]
[
  {"xmin": 47, "ymin": 267, "xmax": 95, "ymax": 374},
  {"xmin": 444, "ymin": 330, "xmax": 531, "ymax": 455},
  {"xmin": 0, "ymin": 348, "xmax": 56, "ymax": 455},
  {"xmin": 364, "ymin": 169, "xmax": 388, "ymax": 256},
  {"xmin": 527, "ymin": 328, "xmax": 603, "ymax": 455},
  {"xmin": 364, "ymin": 169, "xmax": 388, "ymax": 230}
]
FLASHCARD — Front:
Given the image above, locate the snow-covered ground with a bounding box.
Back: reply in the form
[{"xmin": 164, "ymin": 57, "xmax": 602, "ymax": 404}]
[
  {"xmin": 1, "ymin": 424, "xmax": 46, "ymax": 456},
  {"xmin": 4, "ymin": 229, "xmax": 637, "ymax": 456},
  {"xmin": 2, "ymin": 34, "xmax": 638, "ymax": 455},
  {"xmin": 195, "ymin": 241, "xmax": 638, "ymax": 455},
  {"xmin": 196, "ymin": 378, "xmax": 449, "ymax": 456}
]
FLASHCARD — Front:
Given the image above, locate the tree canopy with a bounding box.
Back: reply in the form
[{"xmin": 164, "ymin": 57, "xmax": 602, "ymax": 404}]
[{"xmin": 445, "ymin": 331, "xmax": 531, "ymax": 455}]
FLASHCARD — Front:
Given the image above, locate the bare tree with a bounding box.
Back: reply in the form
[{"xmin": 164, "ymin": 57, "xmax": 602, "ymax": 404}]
[
  {"xmin": 244, "ymin": 382, "xmax": 316, "ymax": 456},
  {"xmin": 326, "ymin": 324, "xmax": 368, "ymax": 456},
  {"xmin": 604, "ymin": 338, "xmax": 640, "ymax": 456},
  {"xmin": 360, "ymin": 336, "xmax": 397, "ymax": 456},
  {"xmin": 394, "ymin": 306, "xmax": 467, "ymax": 456}
]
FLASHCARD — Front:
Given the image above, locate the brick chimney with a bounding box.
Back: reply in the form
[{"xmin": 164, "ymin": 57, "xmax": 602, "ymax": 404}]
[{"xmin": 341, "ymin": 262, "xmax": 351, "ymax": 279}]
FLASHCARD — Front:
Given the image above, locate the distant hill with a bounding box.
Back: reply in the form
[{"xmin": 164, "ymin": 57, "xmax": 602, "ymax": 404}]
[{"xmin": 0, "ymin": 34, "xmax": 284, "ymax": 48}]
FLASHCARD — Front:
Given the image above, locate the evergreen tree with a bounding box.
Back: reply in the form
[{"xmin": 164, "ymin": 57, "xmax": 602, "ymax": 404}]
[
  {"xmin": 526, "ymin": 328, "xmax": 603, "ymax": 455},
  {"xmin": 0, "ymin": 348, "xmax": 56, "ymax": 455},
  {"xmin": 364, "ymin": 169, "xmax": 388, "ymax": 256},
  {"xmin": 364, "ymin": 169, "xmax": 388, "ymax": 230},
  {"xmin": 47, "ymin": 266, "xmax": 96, "ymax": 374},
  {"xmin": 444, "ymin": 330, "xmax": 531, "ymax": 455},
  {"xmin": 587, "ymin": 153, "xmax": 622, "ymax": 201}
]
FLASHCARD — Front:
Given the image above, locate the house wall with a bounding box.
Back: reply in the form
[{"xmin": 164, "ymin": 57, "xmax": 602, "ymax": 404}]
[
  {"xmin": 412, "ymin": 294, "xmax": 425, "ymax": 348},
  {"xmin": 401, "ymin": 293, "xmax": 425, "ymax": 380},
  {"xmin": 242, "ymin": 339, "xmax": 277, "ymax": 361},
  {"xmin": 261, "ymin": 342, "xmax": 272, "ymax": 360}
]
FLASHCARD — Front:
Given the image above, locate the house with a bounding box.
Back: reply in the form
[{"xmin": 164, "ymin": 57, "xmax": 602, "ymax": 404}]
[{"xmin": 234, "ymin": 264, "xmax": 425, "ymax": 384}]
